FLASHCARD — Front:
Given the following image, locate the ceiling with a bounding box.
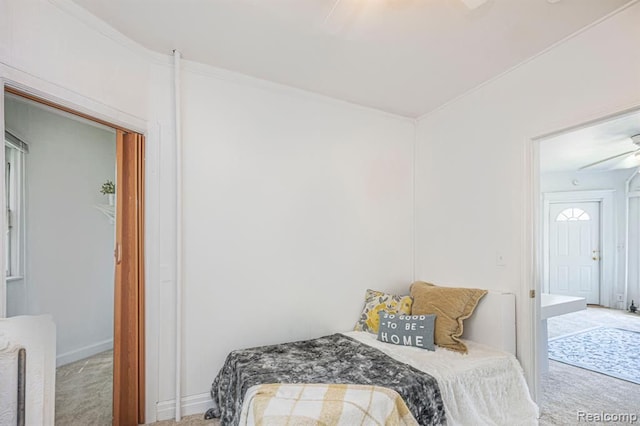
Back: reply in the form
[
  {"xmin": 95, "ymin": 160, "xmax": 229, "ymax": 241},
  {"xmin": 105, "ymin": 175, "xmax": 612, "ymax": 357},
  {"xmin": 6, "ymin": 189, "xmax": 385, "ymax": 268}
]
[
  {"xmin": 69, "ymin": 0, "xmax": 630, "ymax": 118},
  {"xmin": 540, "ymin": 110, "xmax": 640, "ymax": 174}
]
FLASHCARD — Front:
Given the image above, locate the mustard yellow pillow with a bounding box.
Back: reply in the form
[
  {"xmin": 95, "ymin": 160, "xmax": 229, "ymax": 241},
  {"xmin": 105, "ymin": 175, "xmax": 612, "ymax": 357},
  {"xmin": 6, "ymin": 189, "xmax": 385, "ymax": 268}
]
[
  {"xmin": 354, "ymin": 289, "xmax": 413, "ymax": 334},
  {"xmin": 409, "ymin": 281, "xmax": 487, "ymax": 353}
]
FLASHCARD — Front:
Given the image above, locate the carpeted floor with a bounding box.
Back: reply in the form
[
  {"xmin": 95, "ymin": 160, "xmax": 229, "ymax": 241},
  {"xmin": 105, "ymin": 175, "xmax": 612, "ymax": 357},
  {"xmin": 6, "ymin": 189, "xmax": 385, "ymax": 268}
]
[
  {"xmin": 54, "ymin": 350, "xmax": 218, "ymax": 426},
  {"xmin": 146, "ymin": 414, "xmax": 218, "ymax": 425},
  {"xmin": 539, "ymin": 307, "xmax": 640, "ymax": 425},
  {"xmin": 539, "ymin": 356, "xmax": 640, "ymax": 425},
  {"xmin": 548, "ymin": 327, "xmax": 640, "ymax": 384},
  {"xmin": 55, "ymin": 349, "xmax": 113, "ymax": 425},
  {"xmin": 546, "ymin": 305, "xmax": 640, "ymax": 338}
]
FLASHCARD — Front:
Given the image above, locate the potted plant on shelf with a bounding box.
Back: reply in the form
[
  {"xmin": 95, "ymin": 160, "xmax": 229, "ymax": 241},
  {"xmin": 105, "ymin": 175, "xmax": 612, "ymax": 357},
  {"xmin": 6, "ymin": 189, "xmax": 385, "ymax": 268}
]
[{"xmin": 100, "ymin": 180, "xmax": 115, "ymax": 206}]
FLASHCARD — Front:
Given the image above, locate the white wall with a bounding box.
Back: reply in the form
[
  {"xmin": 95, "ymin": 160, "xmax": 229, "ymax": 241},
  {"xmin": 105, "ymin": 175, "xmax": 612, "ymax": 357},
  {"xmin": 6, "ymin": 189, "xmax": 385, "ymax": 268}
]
[
  {"xmin": 4, "ymin": 96, "xmax": 116, "ymax": 365},
  {"xmin": 625, "ymin": 173, "xmax": 640, "ymax": 309},
  {"xmin": 415, "ymin": 2, "xmax": 640, "ymax": 390},
  {"xmin": 540, "ymin": 169, "xmax": 635, "ymax": 308},
  {"xmin": 178, "ymin": 66, "xmax": 414, "ymax": 402},
  {"xmin": 627, "ymin": 197, "xmax": 640, "ymax": 309},
  {"xmin": 1, "ymin": 0, "xmax": 415, "ymax": 419},
  {"xmin": 0, "ymin": 0, "xmax": 153, "ymax": 120},
  {"xmin": 1, "ymin": 0, "xmax": 169, "ymax": 419},
  {"xmin": 5, "ymin": 0, "xmax": 640, "ymax": 418}
]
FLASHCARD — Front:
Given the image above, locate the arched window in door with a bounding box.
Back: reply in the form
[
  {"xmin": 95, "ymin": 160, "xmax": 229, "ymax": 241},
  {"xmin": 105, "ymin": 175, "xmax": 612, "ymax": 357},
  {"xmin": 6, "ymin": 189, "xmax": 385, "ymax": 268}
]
[{"xmin": 555, "ymin": 207, "xmax": 590, "ymax": 222}]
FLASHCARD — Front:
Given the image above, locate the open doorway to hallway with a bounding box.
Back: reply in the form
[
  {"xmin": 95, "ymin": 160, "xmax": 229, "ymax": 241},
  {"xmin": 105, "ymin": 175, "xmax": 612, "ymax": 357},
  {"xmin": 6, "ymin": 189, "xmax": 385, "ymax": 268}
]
[
  {"xmin": 2, "ymin": 84, "xmax": 146, "ymax": 425},
  {"xmin": 536, "ymin": 109, "xmax": 640, "ymax": 424},
  {"xmin": 4, "ymin": 92, "xmax": 117, "ymax": 424}
]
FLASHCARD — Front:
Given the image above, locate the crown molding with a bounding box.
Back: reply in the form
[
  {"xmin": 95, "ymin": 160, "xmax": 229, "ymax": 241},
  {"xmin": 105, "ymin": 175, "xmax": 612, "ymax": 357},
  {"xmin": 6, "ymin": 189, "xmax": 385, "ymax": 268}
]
[
  {"xmin": 48, "ymin": 0, "xmax": 414, "ymax": 123},
  {"xmin": 182, "ymin": 58, "xmax": 415, "ymax": 124},
  {"xmin": 47, "ymin": 0, "xmax": 171, "ymax": 67},
  {"xmin": 416, "ymin": 0, "xmax": 640, "ymax": 122}
]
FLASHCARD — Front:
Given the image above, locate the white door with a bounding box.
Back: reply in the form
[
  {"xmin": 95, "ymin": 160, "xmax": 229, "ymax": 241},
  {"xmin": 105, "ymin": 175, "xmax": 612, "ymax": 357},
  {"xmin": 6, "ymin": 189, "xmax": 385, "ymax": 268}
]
[{"xmin": 549, "ymin": 202, "xmax": 600, "ymax": 304}]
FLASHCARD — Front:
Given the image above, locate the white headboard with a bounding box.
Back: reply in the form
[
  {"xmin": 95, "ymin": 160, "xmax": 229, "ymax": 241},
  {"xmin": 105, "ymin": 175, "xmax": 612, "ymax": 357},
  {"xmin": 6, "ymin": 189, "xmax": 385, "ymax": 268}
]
[{"xmin": 462, "ymin": 292, "xmax": 516, "ymax": 354}]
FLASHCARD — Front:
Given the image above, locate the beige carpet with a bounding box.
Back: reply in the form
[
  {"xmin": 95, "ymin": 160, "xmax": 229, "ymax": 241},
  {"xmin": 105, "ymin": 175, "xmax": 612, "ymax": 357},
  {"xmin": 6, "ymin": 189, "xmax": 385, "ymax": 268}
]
[
  {"xmin": 147, "ymin": 414, "xmax": 218, "ymax": 425},
  {"xmin": 539, "ymin": 307, "xmax": 640, "ymax": 425},
  {"xmin": 546, "ymin": 305, "xmax": 640, "ymax": 338},
  {"xmin": 55, "ymin": 349, "xmax": 113, "ymax": 425},
  {"xmin": 55, "ymin": 350, "xmax": 217, "ymax": 425}
]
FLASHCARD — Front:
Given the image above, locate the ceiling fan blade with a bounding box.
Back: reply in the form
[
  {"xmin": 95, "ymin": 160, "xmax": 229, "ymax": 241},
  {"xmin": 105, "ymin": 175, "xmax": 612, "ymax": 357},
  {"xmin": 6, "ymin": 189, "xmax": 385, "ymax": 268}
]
[
  {"xmin": 324, "ymin": 0, "xmax": 343, "ymax": 24},
  {"xmin": 321, "ymin": 0, "xmax": 366, "ymax": 35},
  {"xmin": 578, "ymin": 150, "xmax": 638, "ymax": 170},
  {"xmin": 460, "ymin": 0, "xmax": 489, "ymax": 10}
]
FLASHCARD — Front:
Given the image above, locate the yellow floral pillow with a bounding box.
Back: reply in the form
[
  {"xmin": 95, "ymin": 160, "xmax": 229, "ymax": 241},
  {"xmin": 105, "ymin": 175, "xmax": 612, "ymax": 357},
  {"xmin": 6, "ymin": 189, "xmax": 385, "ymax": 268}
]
[{"xmin": 354, "ymin": 289, "xmax": 413, "ymax": 334}]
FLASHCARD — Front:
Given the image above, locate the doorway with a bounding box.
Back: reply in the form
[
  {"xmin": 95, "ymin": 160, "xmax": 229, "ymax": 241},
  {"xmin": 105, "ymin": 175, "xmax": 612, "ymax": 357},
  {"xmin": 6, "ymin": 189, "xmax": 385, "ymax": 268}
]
[
  {"xmin": 534, "ymin": 107, "xmax": 640, "ymax": 423},
  {"xmin": 2, "ymin": 87, "xmax": 146, "ymax": 425}
]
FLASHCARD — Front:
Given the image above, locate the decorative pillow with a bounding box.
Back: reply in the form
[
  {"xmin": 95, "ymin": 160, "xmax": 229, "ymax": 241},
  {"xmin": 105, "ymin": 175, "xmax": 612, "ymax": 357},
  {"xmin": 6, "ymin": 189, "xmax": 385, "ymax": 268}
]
[
  {"xmin": 409, "ymin": 281, "xmax": 487, "ymax": 353},
  {"xmin": 354, "ymin": 289, "xmax": 413, "ymax": 334},
  {"xmin": 377, "ymin": 311, "xmax": 436, "ymax": 351}
]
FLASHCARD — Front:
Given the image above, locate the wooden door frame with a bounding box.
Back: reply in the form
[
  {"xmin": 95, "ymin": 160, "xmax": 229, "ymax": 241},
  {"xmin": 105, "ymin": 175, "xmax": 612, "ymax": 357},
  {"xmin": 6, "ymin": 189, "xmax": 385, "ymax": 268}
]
[
  {"xmin": 2, "ymin": 86, "xmax": 146, "ymax": 424},
  {"xmin": 542, "ymin": 190, "xmax": 615, "ymax": 307},
  {"xmin": 113, "ymin": 130, "xmax": 146, "ymax": 426}
]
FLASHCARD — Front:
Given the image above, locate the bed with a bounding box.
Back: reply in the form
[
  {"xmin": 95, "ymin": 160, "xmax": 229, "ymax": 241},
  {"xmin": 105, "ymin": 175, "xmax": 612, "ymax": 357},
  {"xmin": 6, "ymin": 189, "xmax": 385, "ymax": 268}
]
[{"xmin": 205, "ymin": 291, "xmax": 539, "ymax": 425}]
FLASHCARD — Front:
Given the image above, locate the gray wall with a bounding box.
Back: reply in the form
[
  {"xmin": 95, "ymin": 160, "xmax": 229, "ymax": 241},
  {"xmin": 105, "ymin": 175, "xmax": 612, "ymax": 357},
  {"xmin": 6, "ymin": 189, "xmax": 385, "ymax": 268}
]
[{"xmin": 5, "ymin": 96, "xmax": 116, "ymax": 365}]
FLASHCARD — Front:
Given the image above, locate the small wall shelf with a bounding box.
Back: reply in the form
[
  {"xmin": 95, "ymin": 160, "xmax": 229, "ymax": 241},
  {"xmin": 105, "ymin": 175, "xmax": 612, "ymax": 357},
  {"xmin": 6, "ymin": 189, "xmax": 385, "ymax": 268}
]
[{"xmin": 94, "ymin": 204, "xmax": 115, "ymax": 224}]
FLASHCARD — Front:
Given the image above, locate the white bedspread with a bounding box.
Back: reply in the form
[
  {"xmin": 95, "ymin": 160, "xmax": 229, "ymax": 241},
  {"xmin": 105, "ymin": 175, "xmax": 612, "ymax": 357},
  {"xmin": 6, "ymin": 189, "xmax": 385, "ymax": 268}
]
[{"xmin": 343, "ymin": 331, "xmax": 539, "ymax": 426}]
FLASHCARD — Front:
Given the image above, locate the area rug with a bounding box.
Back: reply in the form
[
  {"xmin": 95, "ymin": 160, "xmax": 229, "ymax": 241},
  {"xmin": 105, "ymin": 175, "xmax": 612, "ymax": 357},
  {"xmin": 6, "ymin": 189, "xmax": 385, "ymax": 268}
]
[{"xmin": 548, "ymin": 327, "xmax": 640, "ymax": 385}]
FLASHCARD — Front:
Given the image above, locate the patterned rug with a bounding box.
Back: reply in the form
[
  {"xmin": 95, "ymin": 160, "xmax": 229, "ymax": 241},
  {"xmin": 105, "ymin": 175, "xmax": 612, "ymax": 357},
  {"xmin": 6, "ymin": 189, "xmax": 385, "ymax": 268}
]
[{"xmin": 548, "ymin": 327, "xmax": 640, "ymax": 385}]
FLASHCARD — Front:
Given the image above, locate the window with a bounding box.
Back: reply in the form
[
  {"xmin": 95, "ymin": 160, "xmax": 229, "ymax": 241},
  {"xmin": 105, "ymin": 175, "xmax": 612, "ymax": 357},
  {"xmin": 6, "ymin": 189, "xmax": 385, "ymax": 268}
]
[
  {"xmin": 555, "ymin": 207, "xmax": 590, "ymax": 222},
  {"xmin": 5, "ymin": 131, "xmax": 27, "ymax": 279}
]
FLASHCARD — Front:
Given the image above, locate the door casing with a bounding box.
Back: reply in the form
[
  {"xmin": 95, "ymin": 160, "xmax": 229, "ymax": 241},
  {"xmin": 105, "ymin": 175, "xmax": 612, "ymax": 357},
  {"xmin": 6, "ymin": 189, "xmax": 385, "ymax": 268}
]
[
  {"xmin": 542, "ymin": 190, "xmax": 615, "ymax": 308},
  {"xmin": 1, "ymin": 86, "xmax": 146, "ymax": 425},
  {"xmin": 528, "ymin": 105, "xmax": 640, "ymax": 404}
]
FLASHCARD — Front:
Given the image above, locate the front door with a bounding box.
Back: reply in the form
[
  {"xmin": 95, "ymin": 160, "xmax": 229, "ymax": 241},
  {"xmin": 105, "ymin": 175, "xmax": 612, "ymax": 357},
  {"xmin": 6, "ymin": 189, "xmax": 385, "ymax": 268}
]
[{"xmin": 549, "ymin": 202, "xmax": 600, "ymax": 304}]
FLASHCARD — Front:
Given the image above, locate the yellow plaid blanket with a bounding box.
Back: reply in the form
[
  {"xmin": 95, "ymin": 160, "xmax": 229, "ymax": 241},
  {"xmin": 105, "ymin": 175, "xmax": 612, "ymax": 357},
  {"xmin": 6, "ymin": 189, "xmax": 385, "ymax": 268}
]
[{"xmin": 238, "ymin": 383, "xmax": 419, "ymax": 426}]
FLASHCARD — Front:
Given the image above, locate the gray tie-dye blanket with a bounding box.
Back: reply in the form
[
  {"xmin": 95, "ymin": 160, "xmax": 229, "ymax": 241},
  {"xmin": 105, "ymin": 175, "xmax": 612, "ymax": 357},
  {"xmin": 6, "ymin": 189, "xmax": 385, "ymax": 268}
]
[{"xmin": 205, "ymin": 333, "xmax": 446, "ymax": 426}]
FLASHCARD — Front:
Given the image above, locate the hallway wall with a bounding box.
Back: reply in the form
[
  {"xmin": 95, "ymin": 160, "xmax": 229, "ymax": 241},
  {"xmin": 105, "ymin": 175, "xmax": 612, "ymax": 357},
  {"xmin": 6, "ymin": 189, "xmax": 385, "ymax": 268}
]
[
  {"xmin": 5, "ymin": 95, "xmax": 116, "ymax": 366},
  {"xmin": 540, "ymin": 169, "xmax": 635, "ymax": 308}
]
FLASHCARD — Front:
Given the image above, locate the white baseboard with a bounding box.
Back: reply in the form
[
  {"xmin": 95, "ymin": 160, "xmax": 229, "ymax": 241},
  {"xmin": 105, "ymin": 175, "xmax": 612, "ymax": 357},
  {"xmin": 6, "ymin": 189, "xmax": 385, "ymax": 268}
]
[
  {"xmin": 156, "ymin": 393, "xmax": 213, "ymax": 421},
  {"xmin": 56, "ymin": 338, "xmax": 113, "ymax": 367}
]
